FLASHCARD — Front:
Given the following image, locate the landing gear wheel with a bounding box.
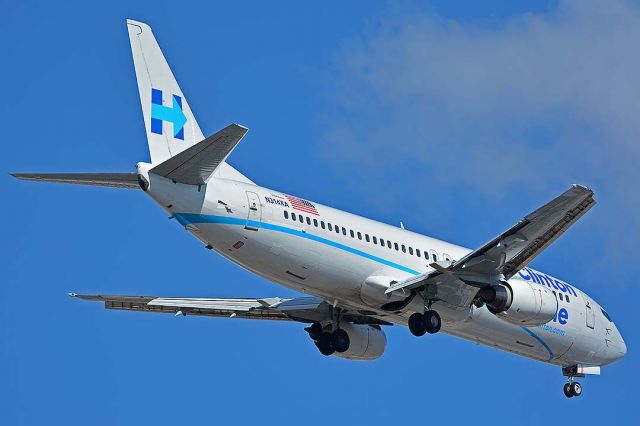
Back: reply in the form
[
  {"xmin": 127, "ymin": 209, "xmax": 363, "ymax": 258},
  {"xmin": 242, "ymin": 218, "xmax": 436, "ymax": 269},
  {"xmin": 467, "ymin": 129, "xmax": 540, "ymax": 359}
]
[
  {"xmin": 563, "ymin": 383, "xmax": 573, "ymax": 398},
  {"xmin": 569, "ymin": 382, "xmax": 582, "ymax": 397},
  {"xmin": 331, "ymin": 329, "xmax": 350, "ymax": 353},
  {"xmin": 315, "ymin": 332, "xmax": 335, "ymax": 356},
  {"xmin": 305, "ymin": 322, "xmax": 323, "ymax": 341},
  {"xmin": 423, "ymin": 310, "xmax": 441, "ymax": 334},
  {"xmin": 408, "ymin": 313, "xmax": 426, "ymax": 336}
]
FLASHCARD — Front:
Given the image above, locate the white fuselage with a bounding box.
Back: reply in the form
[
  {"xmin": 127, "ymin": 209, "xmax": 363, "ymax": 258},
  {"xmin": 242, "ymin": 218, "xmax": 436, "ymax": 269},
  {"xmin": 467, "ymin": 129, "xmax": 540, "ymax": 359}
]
[{"xmin": 142, "ymin": 167, "xmax": 625, "ymax": 369}]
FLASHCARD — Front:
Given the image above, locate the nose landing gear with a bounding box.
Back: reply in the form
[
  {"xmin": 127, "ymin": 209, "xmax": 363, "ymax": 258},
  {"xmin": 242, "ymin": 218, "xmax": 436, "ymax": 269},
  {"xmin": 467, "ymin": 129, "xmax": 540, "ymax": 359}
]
[
  {"xmin": 563, "ymin": 380, "xmax": 583, "ymax": 398},
  {"xmin": 562, "ymin": 366, "xmax": 585, "ymax": 398}
]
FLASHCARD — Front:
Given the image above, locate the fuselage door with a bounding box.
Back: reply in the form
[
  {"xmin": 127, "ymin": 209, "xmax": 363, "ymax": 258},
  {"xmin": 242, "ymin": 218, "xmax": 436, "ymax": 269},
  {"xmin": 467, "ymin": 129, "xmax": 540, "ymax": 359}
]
[
  {"xmin": 584, "ymin": 297, "xmax": 595, "ymax": 329},
  {"xmin": 245, "ymin": 191, "xmax": 261, "ymax": 231}
]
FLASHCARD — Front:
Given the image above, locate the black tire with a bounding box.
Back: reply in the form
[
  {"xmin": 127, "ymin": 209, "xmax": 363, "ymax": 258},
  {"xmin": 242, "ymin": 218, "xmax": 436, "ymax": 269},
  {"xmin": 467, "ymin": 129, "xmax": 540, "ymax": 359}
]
[
  {"xmin": 315, "ymin": 332, "xmax": 335, "ymax": 356},
  {"xmin": 563, "ymin": 383, "xmax": 573, "ymax": 398},
  {"xmin": 408, "ymin": 313, "xmax": 426, "ymax": 336},
  {"xmin": 570, "ymin": 382, "xmax": 582, "ymax": 397},
  {"xmin": 331, "ymin": 328, "xmax": 350, "ymax": 353},
  {"xmin": 424, "ymin": 310, "xmax": 441, "ymax": 334},
  {"xmin": 305, "ymin": 322, "xmax": 323, "ymax": 341}
]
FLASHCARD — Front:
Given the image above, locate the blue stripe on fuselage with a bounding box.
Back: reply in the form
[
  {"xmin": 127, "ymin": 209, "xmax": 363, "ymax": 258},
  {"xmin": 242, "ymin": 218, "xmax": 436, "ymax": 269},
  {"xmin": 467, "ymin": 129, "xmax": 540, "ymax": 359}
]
[
  {"xmin": 174, "ymin": 213, "xmax": 421, "ymax": 275},
  {"xmin": 521, "ymin": 327, "xmax": 555, "ymax": 361}
]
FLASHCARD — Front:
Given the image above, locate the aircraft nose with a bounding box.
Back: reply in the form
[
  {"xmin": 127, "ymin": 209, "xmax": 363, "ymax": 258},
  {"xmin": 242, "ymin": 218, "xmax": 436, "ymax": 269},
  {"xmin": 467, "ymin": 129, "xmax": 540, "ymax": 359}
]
[
  {"xmin": 611, "ymin": 330, "xmax": 627, "ymax": 361},
  {"xmin": 619, "ymin": 335, "xmax": 627, "ymax": 358}
]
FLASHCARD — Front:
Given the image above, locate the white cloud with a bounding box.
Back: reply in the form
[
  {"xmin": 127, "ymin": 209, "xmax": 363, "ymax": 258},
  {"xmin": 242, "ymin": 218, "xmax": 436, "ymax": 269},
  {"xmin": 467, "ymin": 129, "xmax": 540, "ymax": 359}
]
[{"xmin": 322, "ymin": 0, "xmax": 640, "ymax": 278}]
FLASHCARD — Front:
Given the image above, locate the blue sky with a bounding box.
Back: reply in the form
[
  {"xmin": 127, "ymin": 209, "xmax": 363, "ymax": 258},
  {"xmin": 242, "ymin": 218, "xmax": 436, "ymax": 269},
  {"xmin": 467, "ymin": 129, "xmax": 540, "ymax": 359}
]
[{"xmin": 1, "ymin": 0, "xmax": 637, "ymax": 424}]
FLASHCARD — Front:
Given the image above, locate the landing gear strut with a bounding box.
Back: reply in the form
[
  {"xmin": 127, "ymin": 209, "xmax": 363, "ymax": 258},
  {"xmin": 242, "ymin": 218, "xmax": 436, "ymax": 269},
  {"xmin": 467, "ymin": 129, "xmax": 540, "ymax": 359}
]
[
  {"xmin": 408, "ymin": 310, "xmax": 441, "ymax": 336},
  {"xmin": 562, "ymin": 366, "xmax": 584, "ymax": 398}
]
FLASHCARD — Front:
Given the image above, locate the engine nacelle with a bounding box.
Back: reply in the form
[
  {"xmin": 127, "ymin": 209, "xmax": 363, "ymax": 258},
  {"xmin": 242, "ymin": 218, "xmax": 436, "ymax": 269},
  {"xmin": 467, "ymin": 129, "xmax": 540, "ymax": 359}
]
[
  {"xmin": 333, "ymin": 323, "xmax": 386, "ymax": 361},
  {"xmin": 479, "ymin": 281, "xmax": 558, "ymax": 326}
]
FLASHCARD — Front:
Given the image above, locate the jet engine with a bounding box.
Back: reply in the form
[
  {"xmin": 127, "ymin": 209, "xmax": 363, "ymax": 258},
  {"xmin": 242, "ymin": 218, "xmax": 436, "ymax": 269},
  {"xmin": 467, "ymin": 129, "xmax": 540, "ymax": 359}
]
[
  {"xmin": 477, "ymin": 280, "xmax": 557, "ymax": 326},
  {"xmin": 333, "ymin": 323, "xmax": 386, "ymax": 361}
]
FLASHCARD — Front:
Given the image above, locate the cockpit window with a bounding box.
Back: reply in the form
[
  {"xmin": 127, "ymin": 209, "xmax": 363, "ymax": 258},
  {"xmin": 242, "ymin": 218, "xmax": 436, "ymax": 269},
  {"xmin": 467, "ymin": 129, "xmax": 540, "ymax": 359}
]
[{"xmin": 601, "ymin": 308, "xmax": 612, "ymax": 322}]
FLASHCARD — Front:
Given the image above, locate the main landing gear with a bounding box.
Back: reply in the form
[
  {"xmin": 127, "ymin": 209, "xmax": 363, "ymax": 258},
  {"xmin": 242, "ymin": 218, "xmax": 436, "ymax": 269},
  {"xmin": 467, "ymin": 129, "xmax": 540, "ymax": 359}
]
[
  {"xmin": 563, "ymin": 379, "xmax": 583, "ymax": 398},
  {"xmin": 408, "ymin": 290, "xmax": 441, "ymax": 337},
  {"xmin": 305, "ymin": 322, "xmax": 350, "ymax": 356},
  {"xmin": 408, "ymin": 310, "xmax": 441, "ymax": 336}
]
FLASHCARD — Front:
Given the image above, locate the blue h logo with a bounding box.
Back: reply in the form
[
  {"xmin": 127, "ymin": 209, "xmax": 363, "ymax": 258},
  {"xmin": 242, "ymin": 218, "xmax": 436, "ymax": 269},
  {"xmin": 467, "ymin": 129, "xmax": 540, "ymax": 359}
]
[{"xmin": 151, "ymin": 88, "xmax": 187, "ymax": 140}]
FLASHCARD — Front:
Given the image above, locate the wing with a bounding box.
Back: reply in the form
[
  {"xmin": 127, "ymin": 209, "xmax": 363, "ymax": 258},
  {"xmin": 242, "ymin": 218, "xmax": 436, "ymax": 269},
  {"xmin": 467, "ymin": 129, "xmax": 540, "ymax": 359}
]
[
  {"xmin": 452, "ymin": 184, "xmax": 595, "ymax": 281},
  {"xmin": 386, "ymin": 185, "xmax": 595, "ymax": 308},
  {"xmin": 149, "ymin": 123, "xmax": 248, "ymax": 185},
  {"xmin": 70, "ymin": 293, "xmax": 391, "ymax": 325},
  {"xmin": 11, "ymin": 173, "xmax": 140, "ymax": 189}
]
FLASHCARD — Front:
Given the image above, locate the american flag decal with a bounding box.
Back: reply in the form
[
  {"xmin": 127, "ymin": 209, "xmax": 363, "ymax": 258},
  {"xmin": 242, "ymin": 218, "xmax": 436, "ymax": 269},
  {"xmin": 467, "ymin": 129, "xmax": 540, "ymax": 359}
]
[{"xmin": 285, "ymin": 195, "xmax": 319, "ymax": 215}]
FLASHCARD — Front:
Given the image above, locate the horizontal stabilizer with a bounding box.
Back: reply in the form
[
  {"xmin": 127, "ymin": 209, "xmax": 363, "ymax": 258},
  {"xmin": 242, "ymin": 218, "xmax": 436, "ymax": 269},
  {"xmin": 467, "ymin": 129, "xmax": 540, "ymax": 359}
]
[
  {"xmin": 149, "ymin": 123, "xmax": 248, "ymax": 185},
  {"xmin": 11, "ymin": 173, "xmax": 140, "ymax": 189}
]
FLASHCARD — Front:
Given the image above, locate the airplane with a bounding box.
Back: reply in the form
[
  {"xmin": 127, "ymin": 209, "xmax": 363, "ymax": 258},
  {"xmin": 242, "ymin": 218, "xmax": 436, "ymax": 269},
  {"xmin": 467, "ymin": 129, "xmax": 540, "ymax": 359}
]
[{"xmin": 12, "ymin": 19, "xmax": 626, "ymax": 399}]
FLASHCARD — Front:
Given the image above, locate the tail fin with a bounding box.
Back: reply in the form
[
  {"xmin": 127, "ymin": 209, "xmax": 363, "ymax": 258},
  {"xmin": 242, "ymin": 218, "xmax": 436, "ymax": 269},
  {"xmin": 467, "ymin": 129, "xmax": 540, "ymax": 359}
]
[
  {"xmin": 12, "ymin": 20, "xmax": 254, "ymax": 189},
  {"xmin": 127, "ymin": 19, "xmax": 204, "ymax": 164}
]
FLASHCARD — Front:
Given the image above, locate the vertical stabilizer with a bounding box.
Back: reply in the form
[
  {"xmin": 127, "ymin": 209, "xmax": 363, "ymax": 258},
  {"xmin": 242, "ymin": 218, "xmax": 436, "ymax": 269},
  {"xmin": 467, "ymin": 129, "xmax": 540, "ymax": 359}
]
[{"xmin": 127, "ymin": 19, "xmax": 204, "ymax": 164}]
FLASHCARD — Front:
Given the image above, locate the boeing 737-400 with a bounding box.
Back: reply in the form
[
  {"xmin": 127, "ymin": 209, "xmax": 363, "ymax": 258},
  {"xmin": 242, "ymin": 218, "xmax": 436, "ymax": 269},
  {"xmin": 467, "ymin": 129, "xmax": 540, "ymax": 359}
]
[{"xmin": 12, "ymin": 20, "xmax": 626, "ymax": 398}]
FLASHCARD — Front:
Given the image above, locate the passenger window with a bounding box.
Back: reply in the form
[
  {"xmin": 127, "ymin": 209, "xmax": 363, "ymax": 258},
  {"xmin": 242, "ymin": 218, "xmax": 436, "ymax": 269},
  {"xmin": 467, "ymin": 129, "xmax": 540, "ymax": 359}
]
[
  {"xmin": 299, "ymin": 215, "xmax": 304, "ymax": 223},
  {"xmin": 306, "ymin": 217, "xmax": 311, "ymax": 225},
  {"xmin": 372, "ymin": 236, "xmax": 377, "ymax": 244},
  {"xmin": 380, "ymin": 238, "xmax": 385, "ymax": 246},
  {"xmin": 357, "ymin": 232, "xmax": 362, "ymax": 240},
  {"xmin": 559, "ymin": 293, "xmax": 564, "ymax": 301},
  {"xmin": 350, "ymin": 230, "xmax": 355, "ymax": 238},
  {"xmin": 284, "ymin": 211, "xmax": 289, "ymax": 219},
  {"xmin": 342, "ymin": 228, "xmax": 347, "ymax": 235},
  {"xmin": 365, "ymin": 234, "xmax": 370, "ymax": 242},
  {"xmin": 566, "ymin": 295, "xmax": 570, "ymax": 303},
  {"xmin": 321, "ymin": 221, "xmax": 325, "ymax": 229},
  {"xmin": 401, "ymin": 245, "xmax": 406, "ymax": 253},
  {"xmin": 328, "ymin": 223, "xmax": 333, "ymax": 231},
  {"xmin": 387, "ymin": 241, "xmax": 392, "ymax": 249},
  {"xmin": 394, "ymin": 243, "xmax": 399, "ymax": 251},
  {"xmin": 416, "ymin": 249, "xmax": 421, "ymax": 258},
  {"xmin": 292, "ymin": 213, "xmax": 297, "ymax": 221},
  {"xmin": 313, "ymin": 219, "xmax": 318, "ymax": 227},
  {"xmin": 336, "ymin": 226, "xmax": 340, "ymax": 234},
  {"xmin": 409, "ymin": 247, "xmax": 414, "ymax": 255},
  {"xmin": 432, "ymin": 253, "xmax": 437, "ymax": 261},
  {"xmin": 444, "ymin": 254, "xmax": 451, "ymax": 262}
]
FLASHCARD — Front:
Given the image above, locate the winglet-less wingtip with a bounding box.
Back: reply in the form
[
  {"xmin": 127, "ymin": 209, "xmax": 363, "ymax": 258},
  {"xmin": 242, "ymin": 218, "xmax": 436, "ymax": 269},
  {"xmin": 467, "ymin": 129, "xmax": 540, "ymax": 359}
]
[{"xmin": 572, "ymin": 183, "xmax": 593, "ymax": 192}]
